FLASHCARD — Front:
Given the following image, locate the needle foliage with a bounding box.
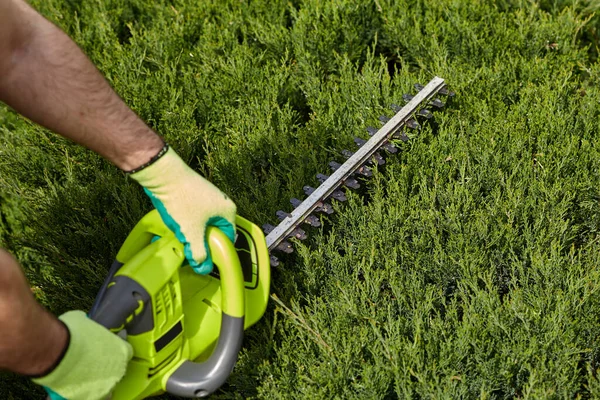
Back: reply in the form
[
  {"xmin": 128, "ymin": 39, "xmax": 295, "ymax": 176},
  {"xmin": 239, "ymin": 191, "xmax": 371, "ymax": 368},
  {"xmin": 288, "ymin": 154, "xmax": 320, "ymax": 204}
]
[{"xmin": 3, "ymin": 0, "xmax": 600, "ymax": 398}]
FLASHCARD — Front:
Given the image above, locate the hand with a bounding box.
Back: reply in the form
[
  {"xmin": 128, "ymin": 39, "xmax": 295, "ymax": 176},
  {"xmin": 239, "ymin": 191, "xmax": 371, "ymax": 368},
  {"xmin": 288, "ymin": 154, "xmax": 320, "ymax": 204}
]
[
  {"xmin": 33, "ymin": 311, "xmax": 133, "ymax": 400},
  {"xmin": 129, "ymin": 145, "xmax": 237, "ymax": 274}
]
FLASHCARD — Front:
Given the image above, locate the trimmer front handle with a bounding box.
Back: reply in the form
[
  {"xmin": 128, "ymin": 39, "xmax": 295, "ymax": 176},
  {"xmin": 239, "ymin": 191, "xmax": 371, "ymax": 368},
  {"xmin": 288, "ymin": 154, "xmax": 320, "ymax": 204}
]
[{"xmin": 166, "ymin": 228, "xmax": 246, "ymax": 397}]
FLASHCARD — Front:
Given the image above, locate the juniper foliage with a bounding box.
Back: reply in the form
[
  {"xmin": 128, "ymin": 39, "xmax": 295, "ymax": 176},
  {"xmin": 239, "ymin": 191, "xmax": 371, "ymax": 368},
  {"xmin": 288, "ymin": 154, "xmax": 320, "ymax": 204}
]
[{"xmin": 2, "ymin": 0, "xmax": 600, "ymax": 398}]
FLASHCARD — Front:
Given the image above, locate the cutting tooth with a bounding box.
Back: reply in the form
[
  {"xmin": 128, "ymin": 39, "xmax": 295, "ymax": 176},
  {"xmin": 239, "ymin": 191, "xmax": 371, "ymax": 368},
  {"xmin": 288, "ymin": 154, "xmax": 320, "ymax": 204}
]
[
  {"xmin": 439, "ymin": 86, "xmax": 455, "ymax": 97},
  {"xmin": 344, "ymin": 177, "xmax": 360, "ymax": 190},
  {"xmin": 406, "ymin": 119, "xmax": 420, "ymax": 130},
  {"xmin": 397, "ymin": 132, "xmax": 410, "ymax": 142},
  {"xmin": 392, "ymin": 130, "xmax": 410, "ymax": 142},
  {"xmin": 263, "ymin": 224, "xmax": 276, "ymax": 234},
  {"xmin": 431, "ymin": 98, "xmax": 445, "ymax": 108},
  {"xmin": 304, "ymin": 214, "xmax": 321, "ymax": 227},
  {"xmin": 418, "ymin": 109, "xmax": 433, "ymax": 119},
  {"xmin": 379, "ymin": 115, "xmax": 390, "ymax": 124},
  {"xmin": 383, "ymin": 142, "xmax": 398, "ymax": 153},
  {"xmin": 342, "ymin": 149, "xmax": 354, "ymax": 158},
  {"xmin": 364, "ymin": 152, "xmax": 383, "ymax": 167},
  {"xmin": 289, "ymin": 227, "xmax": 307, "ymax": 240},
  {"xmin": 303, "ymin": 186, "xmax": 316, "ymax": 196},
  {"xmin": 356, "ymin": 165, "xmax": 373, "ymax": 177},
  {"xmin": 402, "ymin": 94, "xmax": 414, "ymax": 103},
  {"xmin": 371, "ymin": 152, "xmax": 385, "ymax": 166},
  {"xmin": 367, "ymin": 127, "xmax": 378, "ymax": 136},
  {"xmin": 276, "ymin": 210, "xmax": 291, "ymax": 220},
  {"xmin": 276, "ymin": 241, "xmax": 294, "ymax": 254},
  {"xmin": 330, "ymin": 190, "xmax": 347, "ymax": 202},
  {"xmin": 316, "ymin": 173, "xmax": 329, "ymax": 183},
  {"xmin": 391, "ymin": 103, "xmax": 401, "ymax": 112},
  {"xmin": 315, "ymin": 201, "xmax": 334, "ymax": 214},
  {"xmin": 329, "ymin": 161, "xmax": 342, "ymax": 172},
  {"xmin": 270, "ymin": 255, "xmax": 280, "ymax": 267},
  {"xmin": 314, "ymin": 202, "xmax": 326, "ymax": 213},
  {"xmin": 414, "ymin": 83, "xmax": 425, "ymax": 91},
  {"xmin": 290, "ymin": 198, "xmax": 302, "ymax": 208},
  {"xmin": 354, "ymin": 137, "xmax": 367, "ymax": 147}
]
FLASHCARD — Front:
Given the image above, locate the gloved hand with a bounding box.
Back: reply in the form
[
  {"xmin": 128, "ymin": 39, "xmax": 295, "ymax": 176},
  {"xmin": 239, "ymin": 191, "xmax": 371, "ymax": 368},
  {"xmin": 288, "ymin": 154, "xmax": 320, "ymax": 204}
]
[
  {"xmin": 128, "ymin": 144, "xmax": 237, "ymax": 274},
  {"xmin": 32, "ymin": 310, "xmax": 133, "ymax": 400}
]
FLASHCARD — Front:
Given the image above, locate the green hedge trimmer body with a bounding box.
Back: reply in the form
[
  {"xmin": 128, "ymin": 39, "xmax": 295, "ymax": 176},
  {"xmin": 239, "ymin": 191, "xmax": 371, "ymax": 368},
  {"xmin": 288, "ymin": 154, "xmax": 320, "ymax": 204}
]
[
  {"xmin": 89, "ymin": 210, "xmax": 270, "ymax": 399},
  {"xmin": 88, "ymin": 77, "xmax": 452, "ymax": 399}
]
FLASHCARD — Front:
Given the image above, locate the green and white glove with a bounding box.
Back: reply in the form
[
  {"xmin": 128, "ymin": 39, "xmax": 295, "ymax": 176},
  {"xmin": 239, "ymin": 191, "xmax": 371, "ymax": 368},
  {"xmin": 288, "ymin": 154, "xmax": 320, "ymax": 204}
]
[
  {"xmin": 128, "ymin": 144, "xmax": 237, "ymax": 275},
  {"xmin": 32, "ymin": 311, "xmax": 133, "ymax": 400}
]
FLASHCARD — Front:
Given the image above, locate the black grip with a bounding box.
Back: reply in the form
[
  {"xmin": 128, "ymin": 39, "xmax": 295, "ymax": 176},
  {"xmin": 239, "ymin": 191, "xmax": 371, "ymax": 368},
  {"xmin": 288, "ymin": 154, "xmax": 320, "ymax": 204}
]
[{"xmin": 89, "ymin": 275, "xmax": 153, "ymax": 334}]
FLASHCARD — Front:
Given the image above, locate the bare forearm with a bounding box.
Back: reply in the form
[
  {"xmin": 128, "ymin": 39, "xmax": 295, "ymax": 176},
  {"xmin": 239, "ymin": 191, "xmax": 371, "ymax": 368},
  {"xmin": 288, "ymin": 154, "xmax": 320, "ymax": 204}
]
[
  {"xmin": 0, "ymin": 249, "xmax": 68, "ymax": 376},
  {"xmin": 0, "ymin": 0, "xmax": 163, "ymax": 171}
]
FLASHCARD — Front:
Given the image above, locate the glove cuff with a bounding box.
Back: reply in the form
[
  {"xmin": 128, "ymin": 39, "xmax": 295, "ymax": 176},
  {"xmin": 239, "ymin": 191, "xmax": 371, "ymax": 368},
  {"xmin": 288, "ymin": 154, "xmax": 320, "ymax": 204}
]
[
  {"xmin": 32, "ymin": 311, "xmax": 133, "ymax": 400},
  {"xmin": 129, "ymin": 146, "xmax": 196, "ymax": 191},
  {"xmin": 124, "ymin": 142, "xmax": 170, "ymax": 174}
]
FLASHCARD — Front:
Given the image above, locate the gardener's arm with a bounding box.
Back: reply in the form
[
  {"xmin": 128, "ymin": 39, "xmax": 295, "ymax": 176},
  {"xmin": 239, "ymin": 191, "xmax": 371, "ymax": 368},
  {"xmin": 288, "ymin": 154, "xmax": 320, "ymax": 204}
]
[
  {"xmin": 0, "ymin": 0, "xmax": 236, "ymax": 398},
  {"xmin": 0, "ymin": 0, "xmax": 236, "ymax": 271},
  {"xmin": 0, "ymin": 0, "xmax": 164, "ymax": 170}
]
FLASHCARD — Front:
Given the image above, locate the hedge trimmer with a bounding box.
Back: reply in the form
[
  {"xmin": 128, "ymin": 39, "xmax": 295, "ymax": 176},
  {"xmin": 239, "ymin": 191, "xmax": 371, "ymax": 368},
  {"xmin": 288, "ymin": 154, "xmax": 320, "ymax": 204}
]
[{"xmin": 88, "ymin": 76, "xmax": 453, "ymax": 399}]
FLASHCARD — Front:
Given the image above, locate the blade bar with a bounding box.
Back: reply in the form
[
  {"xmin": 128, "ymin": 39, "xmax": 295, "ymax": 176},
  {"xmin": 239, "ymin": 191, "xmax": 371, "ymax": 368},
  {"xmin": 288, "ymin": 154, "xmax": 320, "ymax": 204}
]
[{"xmin": 265, "ymin": 76, "xmax": 446, "ymax": 251}]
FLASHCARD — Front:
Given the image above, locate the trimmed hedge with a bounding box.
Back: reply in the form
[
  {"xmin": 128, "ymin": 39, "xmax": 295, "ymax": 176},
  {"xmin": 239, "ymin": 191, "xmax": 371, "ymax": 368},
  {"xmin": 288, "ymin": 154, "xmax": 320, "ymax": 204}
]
[{"xmin": 2, "ymin": 0, "xmax": 600, "ymax": 398}]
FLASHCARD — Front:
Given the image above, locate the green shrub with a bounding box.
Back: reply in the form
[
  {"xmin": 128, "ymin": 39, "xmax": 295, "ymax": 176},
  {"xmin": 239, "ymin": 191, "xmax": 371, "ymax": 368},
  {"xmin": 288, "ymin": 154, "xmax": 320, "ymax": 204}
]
[{"xmin": 3, "ymin": 0, "xmax": 600, "ymax": 398}]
